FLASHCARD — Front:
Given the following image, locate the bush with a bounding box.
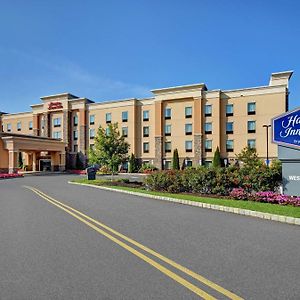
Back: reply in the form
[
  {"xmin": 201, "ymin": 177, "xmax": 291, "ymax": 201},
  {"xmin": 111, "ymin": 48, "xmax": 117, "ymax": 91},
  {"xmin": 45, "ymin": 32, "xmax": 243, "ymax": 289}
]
[
  {"xmin": 97, "ymin": 165, "xmax": 112, "ymax": 174},
  {"xmin": 139, "ymin": 163, "xmax": 157, "ymax": 174}
]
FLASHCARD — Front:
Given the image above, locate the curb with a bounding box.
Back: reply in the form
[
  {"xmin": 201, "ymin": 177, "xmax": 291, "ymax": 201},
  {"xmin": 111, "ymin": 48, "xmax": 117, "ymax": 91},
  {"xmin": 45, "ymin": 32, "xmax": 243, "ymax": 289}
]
[{"xmin": 68, "ymin": 182, "xmax": 300, "ymax": 226}]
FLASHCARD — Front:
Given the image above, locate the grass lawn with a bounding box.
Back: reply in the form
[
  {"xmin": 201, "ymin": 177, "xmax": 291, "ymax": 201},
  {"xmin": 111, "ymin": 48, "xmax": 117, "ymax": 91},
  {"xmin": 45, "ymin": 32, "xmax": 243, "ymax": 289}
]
[{"xmin": 71, "ymin": 178, "xmax": 300, "ymax": 218}]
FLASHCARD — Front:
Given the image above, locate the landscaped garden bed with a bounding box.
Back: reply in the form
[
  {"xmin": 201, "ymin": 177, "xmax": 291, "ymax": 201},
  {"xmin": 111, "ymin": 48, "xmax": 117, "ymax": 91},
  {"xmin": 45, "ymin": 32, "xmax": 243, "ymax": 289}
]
[{"xmin": 0, "ymin": 173, "xmax": 24, "ymax": 179}]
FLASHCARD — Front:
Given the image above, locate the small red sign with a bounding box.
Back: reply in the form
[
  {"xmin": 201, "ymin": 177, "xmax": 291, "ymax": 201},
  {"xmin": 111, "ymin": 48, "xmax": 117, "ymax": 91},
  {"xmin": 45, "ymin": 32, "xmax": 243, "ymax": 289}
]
[{"xmin": 48, "ymin": 102, "xmax": 63, "ymax": 110}]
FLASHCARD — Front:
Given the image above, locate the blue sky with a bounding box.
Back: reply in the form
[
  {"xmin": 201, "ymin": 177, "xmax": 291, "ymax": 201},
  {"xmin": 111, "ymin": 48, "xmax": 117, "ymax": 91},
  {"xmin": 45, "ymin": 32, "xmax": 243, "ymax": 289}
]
[{"xmin": 1, "ymin": 0, "xmax": 300, "ymax": 113}]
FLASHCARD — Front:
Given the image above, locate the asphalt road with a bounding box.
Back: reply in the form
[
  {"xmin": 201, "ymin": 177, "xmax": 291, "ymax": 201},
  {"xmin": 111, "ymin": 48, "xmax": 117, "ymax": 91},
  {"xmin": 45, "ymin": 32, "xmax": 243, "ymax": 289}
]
[{"xmin": 0, "ymin": 175, "xmax": 299, "ymax": 299}]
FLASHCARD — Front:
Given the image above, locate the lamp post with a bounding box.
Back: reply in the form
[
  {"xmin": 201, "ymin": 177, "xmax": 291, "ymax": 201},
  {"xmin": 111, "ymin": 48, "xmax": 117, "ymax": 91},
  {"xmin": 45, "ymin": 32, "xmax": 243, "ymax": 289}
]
[{"xmin": 263, "ymin": 124, "xmax": 271, "ymax": 166}]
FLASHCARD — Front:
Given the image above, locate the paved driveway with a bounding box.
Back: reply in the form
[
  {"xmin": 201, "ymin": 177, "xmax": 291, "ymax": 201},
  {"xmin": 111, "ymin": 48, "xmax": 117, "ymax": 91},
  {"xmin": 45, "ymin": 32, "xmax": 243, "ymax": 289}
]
[{"xmin": 0, "ymin": 175, "xmax": 299, "ymax": 299}]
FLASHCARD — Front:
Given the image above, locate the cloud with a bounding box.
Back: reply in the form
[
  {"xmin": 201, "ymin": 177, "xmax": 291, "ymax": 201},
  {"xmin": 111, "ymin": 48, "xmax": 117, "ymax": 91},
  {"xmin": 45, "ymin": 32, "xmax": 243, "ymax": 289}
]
[{"xmin": 9, "ymin": 48, "xmax": 150, "ymax": 99}]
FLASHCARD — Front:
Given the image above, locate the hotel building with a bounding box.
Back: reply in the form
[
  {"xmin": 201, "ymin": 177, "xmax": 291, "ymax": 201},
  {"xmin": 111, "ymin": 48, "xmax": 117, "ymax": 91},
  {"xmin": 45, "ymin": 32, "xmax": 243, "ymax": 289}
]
[{"xmin": 0, "ymin": 71, "xmax": 293, "ymax": 173}]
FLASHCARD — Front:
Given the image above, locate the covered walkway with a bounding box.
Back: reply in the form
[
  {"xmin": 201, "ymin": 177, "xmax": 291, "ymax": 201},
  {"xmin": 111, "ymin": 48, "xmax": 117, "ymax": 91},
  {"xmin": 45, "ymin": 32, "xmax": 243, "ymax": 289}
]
[{"xmin": 0, "ymin": 133, "xmax": 66, "ymax": 174}]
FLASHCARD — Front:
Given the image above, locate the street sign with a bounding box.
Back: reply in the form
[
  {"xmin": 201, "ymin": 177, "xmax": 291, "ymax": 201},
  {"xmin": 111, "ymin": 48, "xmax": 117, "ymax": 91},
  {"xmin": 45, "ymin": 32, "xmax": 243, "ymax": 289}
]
[{"xmin": 272, "ymin": 107, "xmax": 300, "ymax": 149}]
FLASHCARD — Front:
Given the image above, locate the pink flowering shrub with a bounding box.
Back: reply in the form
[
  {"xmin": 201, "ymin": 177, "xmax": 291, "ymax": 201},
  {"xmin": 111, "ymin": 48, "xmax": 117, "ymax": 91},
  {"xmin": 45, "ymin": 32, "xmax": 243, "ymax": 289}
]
[
  {"xmin": 230, "ymin": 188, "xmax": 300, "ymax": 206},
  {"xmin": 229, "ymin": 188, "xmax": 249, "ymax": 200},
  {"xmin": 0, "ymin": 173, "xmax": 24, "ymax": 179}
]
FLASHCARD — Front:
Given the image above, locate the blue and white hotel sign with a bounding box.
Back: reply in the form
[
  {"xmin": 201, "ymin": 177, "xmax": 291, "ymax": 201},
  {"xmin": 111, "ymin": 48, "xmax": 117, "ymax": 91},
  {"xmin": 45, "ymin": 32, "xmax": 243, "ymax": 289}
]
[{"xmin": 272, "ymin": 107, "xmax": 300, "ymax": 149}]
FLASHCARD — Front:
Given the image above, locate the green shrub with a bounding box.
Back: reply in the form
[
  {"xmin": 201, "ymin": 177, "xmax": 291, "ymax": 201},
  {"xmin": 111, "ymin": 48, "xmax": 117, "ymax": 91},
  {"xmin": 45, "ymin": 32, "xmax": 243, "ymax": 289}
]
[
  {"xmin": 172, "ymin": 149, "xmax": 180, "ymax": 170},
  {"xmin": 139, "ymin": 163, "xmax": 157, "ymax": 173}
]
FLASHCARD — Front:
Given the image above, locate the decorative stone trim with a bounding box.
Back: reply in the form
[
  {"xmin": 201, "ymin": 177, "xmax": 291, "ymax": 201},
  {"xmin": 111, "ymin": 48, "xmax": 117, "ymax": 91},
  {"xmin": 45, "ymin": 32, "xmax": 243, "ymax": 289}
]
[{"xmin": 69, "ymin": 181, "xmax": 300, "ymax": 226}]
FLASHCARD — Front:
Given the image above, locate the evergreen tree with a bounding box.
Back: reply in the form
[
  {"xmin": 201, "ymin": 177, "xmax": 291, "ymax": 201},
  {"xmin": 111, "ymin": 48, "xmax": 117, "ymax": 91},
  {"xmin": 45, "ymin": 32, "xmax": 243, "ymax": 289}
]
[
  {"xmin": 88, "ymin": 123, "xmax": 130, "ymax": 174},
  {"xmin": 75, "ymin": 152, "xmax": 84, "ymax": 170},
  {"xmin": 212, "ymin": 146, "xmax": 221, "ymax": 168},
  {"xmin": 128, "ymin": 153, "xmax": 138, "ymax": 173},
  {"xmin": 172, "ymin": 148, "xmax": 180, "ymax": 170}
]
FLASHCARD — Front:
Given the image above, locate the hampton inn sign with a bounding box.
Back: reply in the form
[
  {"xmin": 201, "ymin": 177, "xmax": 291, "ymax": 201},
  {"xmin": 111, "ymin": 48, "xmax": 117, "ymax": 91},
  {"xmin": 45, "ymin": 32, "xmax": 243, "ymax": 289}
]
[
  {"xmin": 48, "ymin": 102, "xmax": 63, "ymax": 110},
  {"xmin": 273, "ymin": 107, "xmax": 300, "ymax": 196}
]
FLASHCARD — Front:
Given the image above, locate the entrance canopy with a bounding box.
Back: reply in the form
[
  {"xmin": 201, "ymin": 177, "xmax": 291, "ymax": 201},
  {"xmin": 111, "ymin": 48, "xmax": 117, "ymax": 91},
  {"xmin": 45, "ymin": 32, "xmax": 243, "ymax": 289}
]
[{"xmin": 0, "ymin": 132, "xmax": 67, "ymax": 173}]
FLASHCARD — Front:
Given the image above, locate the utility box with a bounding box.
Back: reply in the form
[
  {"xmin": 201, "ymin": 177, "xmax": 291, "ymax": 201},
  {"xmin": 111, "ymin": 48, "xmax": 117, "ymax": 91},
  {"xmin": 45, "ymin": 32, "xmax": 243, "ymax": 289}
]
[{"xmin": 87, "ymin": 167, "xmax": 96, "ymax": 180}]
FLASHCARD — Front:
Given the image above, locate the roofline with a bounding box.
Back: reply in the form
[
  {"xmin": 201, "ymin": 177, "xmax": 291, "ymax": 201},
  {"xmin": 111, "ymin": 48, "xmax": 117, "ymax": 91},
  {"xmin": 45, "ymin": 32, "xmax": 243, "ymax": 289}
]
[
  {"xmin": 271, "ymin": 70, "xmax": 293, "ymax": 79},
  {"xmin": 220, "ymin": 84, "xmax": 287, "ymax": 94},
  {"xmin": 0, "ymin": 132, "xmax": 65, "ymax": 142},
  {"xmin": 88, "ymin": 98, "xmax": 137, "ymax": 107},
  {"xmin": 151, "ymin": 83, "xmax": 206, "ymax": 94},
  {"xmin": 1, "ymin": 111, "xmax": 32, "ymax": 117},
  {"xmin": 40, "ymin": 92, "xmax": 79, "ymax": 100}
]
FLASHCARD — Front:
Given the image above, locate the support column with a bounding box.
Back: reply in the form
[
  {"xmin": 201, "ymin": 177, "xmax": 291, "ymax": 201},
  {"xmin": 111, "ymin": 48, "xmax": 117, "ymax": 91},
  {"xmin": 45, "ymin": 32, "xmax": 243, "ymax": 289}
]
[
  {"xmin": 8, "ymin": 151, "xmax": 18, "ymax": 174},
  {"xmin": 32, "ymin": 152, "xmax": 37, "ymax": 172},
  {"xmin": 193, "ymin": 97, "xmax": 202, "ymax": 166},
  {"xmin": 33, "ymin": 114, "xmax": 40, "ymax": 136},
  {"xmin": 59, "ymin": 152, "xmax": 66, "ymax": 171},
  {"xmin": 154, "ymin": 101, "xmax": 163, "ymax": 169},
  {"xmin": 51, "ymin": 152, "xmax": 60, "ymax": 172}
]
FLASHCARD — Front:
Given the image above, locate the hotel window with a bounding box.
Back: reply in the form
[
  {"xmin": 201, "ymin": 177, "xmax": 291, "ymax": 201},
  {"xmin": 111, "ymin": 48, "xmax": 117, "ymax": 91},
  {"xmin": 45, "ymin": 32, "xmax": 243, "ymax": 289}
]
[
  {"xmin": 17, "ymin": 122, "xmax": 21, "ymax": 131},
  {"xmin": 248, "ymin": 121, "xmax": 256, "ymax": 133},
  {"xmin": 164, "ymin": 160, "xmax": 171, "ymax": 170},
  {"xmin": 90, "ymin": 128, "xmax": 95, "ymax": 139},
  {"xmin": 185, "ymin": 140, "xmax": 193, "ymax": 152},
  {"xmin": 90, "ymin": 144, "xmax": 95, "ymax": 150},
  {"xmin": 73, "ymin": 130, "xmax": 78, "ymax": 140},
  {"xmin": 53, "ymin": 118, "xmax": 61, "ymax": 128},
  {"xmin": 122, "ymin": 111, "xmax": 128, "ymax": 122},
  {"xmin": 106, "ymin": 113, "xmax": 112, "ymax": 124},
  {"xmin": 248, "ymin": 139, "xmax": 256, "ymax": 149},
  {"xmin": 143, "ymin": 126, "xmax": 149, "ymax": 137},
  {"xmin": 143, "ymin": 142, "xmax": 149, "ymax": 153},
  {"xmin": 165, "ymin": 141, "xmax": 171, "ymax": 153},
  {"xmin": 122, "ymin": 126, "xmax": 128, "ymax": 137},
  {"xmin": 73, "ymin": 145, "xmax": 78, "ymax": 153},
  {"xmin": 185, "ymin": 123, "xmax": 193, "ymax": 135},
  {"xmin": 226, "ymin": 140, "xmax": 234, "ymax": 152},
  {"xmin": 105, "ymin": 127, "xmax": 111, "ymax": 136},
  {"xmin": 165, "ymin": 124, "xmax": 171, "ymax": 136},
  {"xmin": 74, "ymin": 115, "xmax": 78, "ymax": 126},
  {"xmin": 186, "ymin": 160, "xmax": 193, "ymax": 167},
  {"xmin": 89, "ymin": 115, "xmax": 95, "ymax": 125},
  {"xmin": 7, "ymin": 123, "xmax": 11, "ymax": 132},
  {"xmin": 41, "ymin": 119, "xmax": 45, "ymax": 129},
  {"xmin": 29, "ymin": 121, "xmax": 33, "ymax": 130},
  {"xmin": 226, "ymin": 104, "xmax": 234, "ymax": 116},
  {"xmin": 164, "ymin": 108, "xmax": 171, "ymax": 120},
  {"xmin": 185, "ymin": 106, "xmax": 192, "ymax": 118},
  {"xmin": 204, "ymin": 122, "xmax": 212, "ymax": 134},
  {"xmin": 143, "ymin": 110, "xmax": 149, "ymax": 121},
  {"xmin": 205, "ymin": 140, "xmax": 212, "ymax": 152},
  {"xmin": 226, "ymin": 122, "xmax": 233, "ymax": 134},
  {"xmin": 248, "ymin": 102, "xmax": 256, "ymax": 115},
  {"xmin": 52, "ymin": 131, "xmax": 61, "ymax": 139},
  {"xmin": 204, "ymin": 105, "xmax": 212, "ymax": 117}
]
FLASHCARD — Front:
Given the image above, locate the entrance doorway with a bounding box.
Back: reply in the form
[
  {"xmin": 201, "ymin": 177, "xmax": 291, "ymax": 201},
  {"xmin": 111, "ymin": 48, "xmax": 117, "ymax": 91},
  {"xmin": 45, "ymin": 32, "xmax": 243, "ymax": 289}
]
[{"xmin": 39, "ymin": 159, "xmax": 51, "ymax": 172}]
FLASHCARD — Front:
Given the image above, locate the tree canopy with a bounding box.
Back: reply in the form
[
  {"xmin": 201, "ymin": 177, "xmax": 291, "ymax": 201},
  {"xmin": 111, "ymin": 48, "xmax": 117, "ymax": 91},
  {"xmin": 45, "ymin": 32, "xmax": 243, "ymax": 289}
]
[{"xmin": 88, "ymin": 123, "xmax": 129, "ymax": 173}]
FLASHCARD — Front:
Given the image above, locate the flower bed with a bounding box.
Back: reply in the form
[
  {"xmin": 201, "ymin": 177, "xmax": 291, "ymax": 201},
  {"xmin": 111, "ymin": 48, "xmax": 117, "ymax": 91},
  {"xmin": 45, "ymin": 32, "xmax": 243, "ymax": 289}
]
[
  {"xmin": 68, "ymin": 169, "xmax": 87, "ymax": 175},
  {"xmin": 0, "ymin": 173, "xmax": 24, "ymax": 179},
  {"xmin": 230, "ymin": 188, "xmax": 300, "ymax": 207}
]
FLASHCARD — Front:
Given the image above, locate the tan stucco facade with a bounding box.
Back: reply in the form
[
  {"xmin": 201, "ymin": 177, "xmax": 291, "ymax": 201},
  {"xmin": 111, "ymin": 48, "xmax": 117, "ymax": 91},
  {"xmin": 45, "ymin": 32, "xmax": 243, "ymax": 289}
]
[{"xmin": 0, "ymin": 71, "xmax": 293, "ymax": 170}]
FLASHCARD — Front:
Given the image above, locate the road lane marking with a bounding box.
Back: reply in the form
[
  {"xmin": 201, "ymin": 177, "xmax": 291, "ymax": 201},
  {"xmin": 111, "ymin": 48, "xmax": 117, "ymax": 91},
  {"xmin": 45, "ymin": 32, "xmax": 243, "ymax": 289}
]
[{"xmin": 24, "ymin": 185, "xmax": 243, "ymax": 300}]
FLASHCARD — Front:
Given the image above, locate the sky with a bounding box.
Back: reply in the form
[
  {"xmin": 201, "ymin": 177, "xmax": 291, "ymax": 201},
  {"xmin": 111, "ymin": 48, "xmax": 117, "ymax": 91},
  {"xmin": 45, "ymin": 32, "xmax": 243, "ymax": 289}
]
[{"xmin": 0, "ymin": 0, "xmax": 300, "ymax": 113}]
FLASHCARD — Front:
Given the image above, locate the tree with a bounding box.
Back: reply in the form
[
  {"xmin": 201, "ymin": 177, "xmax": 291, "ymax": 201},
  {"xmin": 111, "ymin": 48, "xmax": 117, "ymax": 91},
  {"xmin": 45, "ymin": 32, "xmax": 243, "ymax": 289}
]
[
  {"xmin": 212, "ymin": 147, "xmax": 221, "ymax": 168},
  {"xmin": 88, "ymin": 123, "xmax": 130, "ymax": 175},
  {"xmin": 75, "ymin": 152, "xmax": 84, "ymax": 170},
  {"xmin": 172, "ymin": 148, "xmax": 180, "ymax": 170},
  {"xmin": 128, "ymin": 153, "xmax": 138, "ymax": 173},
  {"xmin": 236, "ymin": 147, "xmax": 262, "ymax": 168},
  {"xmin": 18, "ymin": 152, "xmax": 23, "ymax": 169}
]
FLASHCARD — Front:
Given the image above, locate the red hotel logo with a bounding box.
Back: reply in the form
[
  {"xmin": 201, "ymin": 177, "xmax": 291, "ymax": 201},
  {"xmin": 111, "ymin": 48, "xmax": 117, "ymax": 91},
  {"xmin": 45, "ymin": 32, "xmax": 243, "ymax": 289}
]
[{"xmin": 48, "ymin": 102, "xmax": 63, "ymax": 110}]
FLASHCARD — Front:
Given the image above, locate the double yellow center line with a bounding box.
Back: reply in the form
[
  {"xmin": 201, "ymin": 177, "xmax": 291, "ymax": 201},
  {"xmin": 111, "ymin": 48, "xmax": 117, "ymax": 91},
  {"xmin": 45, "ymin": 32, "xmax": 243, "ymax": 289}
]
[{"xmin": 23, "ymin": 185, "xmax": 243, "ymax": 300}]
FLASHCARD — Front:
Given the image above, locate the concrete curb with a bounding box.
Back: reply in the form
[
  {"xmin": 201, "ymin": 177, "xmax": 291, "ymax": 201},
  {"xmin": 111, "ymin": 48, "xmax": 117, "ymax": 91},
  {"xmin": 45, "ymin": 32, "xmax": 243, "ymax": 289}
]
[{"xmin": 68, "ymin": 182, "xmax": 300, "ymax": 226}]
